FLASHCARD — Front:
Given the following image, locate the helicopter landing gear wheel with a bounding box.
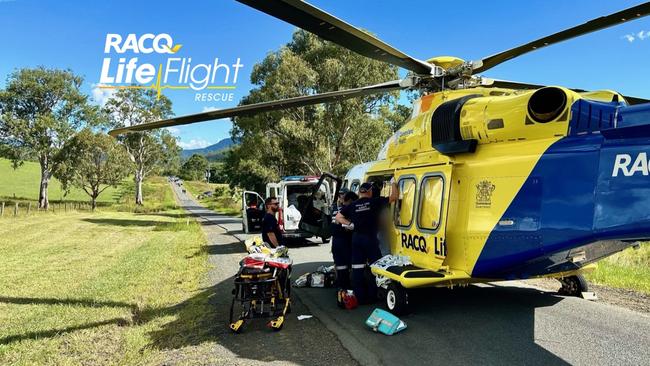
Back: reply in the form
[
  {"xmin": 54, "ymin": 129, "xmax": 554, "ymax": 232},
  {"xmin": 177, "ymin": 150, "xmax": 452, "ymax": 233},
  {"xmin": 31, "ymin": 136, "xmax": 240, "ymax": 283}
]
[
  {"xmin": 558, "ymin": 274, "xmax": 589, "ymax": 297},
  {"xmin": 385, "ymin": 282, "xmax": 409, "ymax": 316}
]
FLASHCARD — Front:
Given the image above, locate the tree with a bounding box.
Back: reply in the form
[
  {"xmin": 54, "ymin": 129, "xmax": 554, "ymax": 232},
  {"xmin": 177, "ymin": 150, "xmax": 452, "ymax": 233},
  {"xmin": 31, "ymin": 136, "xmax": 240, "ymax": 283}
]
[
  {"xmin": 55, "ymin": 129, "xmax": 130, "ymax": 210},
  {"xmin": 180, "ymin": 154, "xmax": 209, "ymax": 181},
  {"xmin": 226, "ymin": 30, "xmax": 406, "ymax": 189},
  {"xmin": 0, "ymin": 67, "xmax": 92, "ymax": 209},
  {"xmin": 103, "ymin": 89, "xmax": 174, "ymax": 205}
]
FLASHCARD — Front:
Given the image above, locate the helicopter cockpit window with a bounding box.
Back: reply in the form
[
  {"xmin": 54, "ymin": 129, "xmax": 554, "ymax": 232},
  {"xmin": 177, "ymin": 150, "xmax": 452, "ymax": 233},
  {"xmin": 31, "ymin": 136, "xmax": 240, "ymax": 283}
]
[
  {"xmin": 394, "ymin": 177, "xmax": 416, "ymax": 227},
  {"xmin": 418, "ymin": 175, "xmax": 444, "ymax": 231}
]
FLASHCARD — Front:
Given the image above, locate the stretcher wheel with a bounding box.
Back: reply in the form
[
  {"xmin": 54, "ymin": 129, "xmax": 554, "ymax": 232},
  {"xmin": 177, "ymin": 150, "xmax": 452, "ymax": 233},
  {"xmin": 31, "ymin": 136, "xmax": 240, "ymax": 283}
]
[{"xmin": 385, "ymin": 282, "xmax": 410, "ymax": 316}]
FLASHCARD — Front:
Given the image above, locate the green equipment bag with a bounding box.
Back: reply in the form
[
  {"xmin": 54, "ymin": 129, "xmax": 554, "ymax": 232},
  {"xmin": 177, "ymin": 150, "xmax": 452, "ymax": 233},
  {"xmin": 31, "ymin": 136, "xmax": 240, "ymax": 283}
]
[{"xmin": 365, "ymin": 308, "xmax": 407, "ymax": 335}]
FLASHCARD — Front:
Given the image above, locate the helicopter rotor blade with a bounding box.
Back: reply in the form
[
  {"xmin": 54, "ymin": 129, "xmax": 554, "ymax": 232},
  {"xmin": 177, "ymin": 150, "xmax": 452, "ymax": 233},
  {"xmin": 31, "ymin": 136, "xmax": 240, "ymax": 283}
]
[
  {"xmin": 484, "ymin": 79, "xmax": 648, "ymax": 105},
  {"xmin": 108, "ymin": 79, "xmax": 406, "ymax": 136},
  {"xmin": 236, "ymin": 0, "xmax": 433, "ymax": 75},
  {"xmin": 473, "ymin": 2, "xmax": 650, "ymax": 74},
  {"xmin": 486, "ymin": 79, "xmax": 586, "ymax": 93}
]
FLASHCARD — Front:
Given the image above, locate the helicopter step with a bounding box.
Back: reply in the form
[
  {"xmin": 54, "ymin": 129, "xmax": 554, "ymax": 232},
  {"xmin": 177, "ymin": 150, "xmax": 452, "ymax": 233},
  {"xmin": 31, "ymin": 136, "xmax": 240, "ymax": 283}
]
[
  {"xmin": 372, "ymin": 265, "xmax": 470, "ymax": 289},
  {"xmin": 373, "ymin": 264, "xmax": 471, "ymax": 315}
]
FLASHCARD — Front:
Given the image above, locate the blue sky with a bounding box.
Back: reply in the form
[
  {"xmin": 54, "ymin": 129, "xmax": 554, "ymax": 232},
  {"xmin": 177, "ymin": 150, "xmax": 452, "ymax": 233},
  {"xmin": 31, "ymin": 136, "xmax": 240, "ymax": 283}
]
[{"xmin": 0, "ymin": 0, "xmax": 648, "ymax": 149}]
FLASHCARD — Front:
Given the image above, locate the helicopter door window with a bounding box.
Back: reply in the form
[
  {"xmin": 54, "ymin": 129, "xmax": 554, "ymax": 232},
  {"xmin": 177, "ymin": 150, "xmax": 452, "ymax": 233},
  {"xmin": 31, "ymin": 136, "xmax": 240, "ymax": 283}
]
[
  {"xmin": 394, "ymin": 177, "xmax": 416, "ymax": 228},
  {"xmin": 350, "ymin": 180, "xmax": 360, "ymax": 193},
  {"xmin": 418, "ymin": 175, "xmax": 444, "ymax": 231}
]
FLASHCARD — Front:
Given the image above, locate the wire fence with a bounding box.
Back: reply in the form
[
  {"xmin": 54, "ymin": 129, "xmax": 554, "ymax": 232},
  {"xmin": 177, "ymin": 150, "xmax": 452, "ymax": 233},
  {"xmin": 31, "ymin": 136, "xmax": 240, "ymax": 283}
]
[{"xmin": 0, "ymin": 201, "xmax": 94, "ymax": 218}]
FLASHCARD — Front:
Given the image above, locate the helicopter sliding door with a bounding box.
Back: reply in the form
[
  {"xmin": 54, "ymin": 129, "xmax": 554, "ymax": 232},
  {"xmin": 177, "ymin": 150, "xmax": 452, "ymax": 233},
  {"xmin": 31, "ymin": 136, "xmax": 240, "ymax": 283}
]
[{"xmin": 392, "ymin": 165, "xmax": 451, "ymax": 271}]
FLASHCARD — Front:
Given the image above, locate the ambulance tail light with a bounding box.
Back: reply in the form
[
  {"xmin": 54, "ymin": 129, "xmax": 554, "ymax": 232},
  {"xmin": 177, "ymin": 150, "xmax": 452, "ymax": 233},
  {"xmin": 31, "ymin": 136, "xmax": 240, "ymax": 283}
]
[{"xmin": 278, "ymin": 207, "xmax": 285, "ymax": 232}]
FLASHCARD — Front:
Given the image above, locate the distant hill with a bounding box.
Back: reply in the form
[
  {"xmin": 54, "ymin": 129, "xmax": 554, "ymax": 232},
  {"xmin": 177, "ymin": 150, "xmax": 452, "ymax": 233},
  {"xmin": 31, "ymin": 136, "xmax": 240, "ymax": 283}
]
[{"xmin": 181, "ymin": 138, "xmax": 235, "ymax": 161}]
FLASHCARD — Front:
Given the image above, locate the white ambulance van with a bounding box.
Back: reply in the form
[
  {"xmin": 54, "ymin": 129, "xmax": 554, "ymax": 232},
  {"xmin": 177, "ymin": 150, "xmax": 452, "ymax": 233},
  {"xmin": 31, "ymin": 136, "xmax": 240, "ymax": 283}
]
[{"xmin": 241, "ymin": 175, "xmax": 336, "ymax": 242}]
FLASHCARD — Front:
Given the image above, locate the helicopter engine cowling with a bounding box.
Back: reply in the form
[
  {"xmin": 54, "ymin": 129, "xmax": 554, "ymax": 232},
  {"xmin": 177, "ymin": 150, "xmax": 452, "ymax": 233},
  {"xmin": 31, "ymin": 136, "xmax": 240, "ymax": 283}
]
[{"xmin": 430, "ymin": 87, "xmax": 574, "ymax": 155}]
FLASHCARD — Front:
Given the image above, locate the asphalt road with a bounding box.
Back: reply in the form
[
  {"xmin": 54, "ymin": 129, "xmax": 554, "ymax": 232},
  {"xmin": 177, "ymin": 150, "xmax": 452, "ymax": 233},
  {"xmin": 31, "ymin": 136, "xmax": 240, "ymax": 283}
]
[{"xmin": 173, "ymin": 183, "xmax": 650, "ymax": 366}]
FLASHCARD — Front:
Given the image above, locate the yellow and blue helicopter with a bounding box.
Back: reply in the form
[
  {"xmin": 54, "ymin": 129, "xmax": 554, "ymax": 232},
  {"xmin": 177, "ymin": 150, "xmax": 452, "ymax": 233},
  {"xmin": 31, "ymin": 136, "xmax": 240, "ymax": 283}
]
[{"xmin": 111, "ymin": 0, "xmax": 650, "ymax": 314}]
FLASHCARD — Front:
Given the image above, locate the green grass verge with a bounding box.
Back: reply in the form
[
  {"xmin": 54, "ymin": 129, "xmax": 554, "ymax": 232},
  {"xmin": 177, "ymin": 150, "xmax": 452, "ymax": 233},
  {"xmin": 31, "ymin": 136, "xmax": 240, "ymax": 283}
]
[
  {"xmin": 183, "ymin": 181, "xmax": 241, "ymax": 217},
  {"xmin": 112, "ymin": 176, "xmax": 178, "ymax": 214},
  {"xmin": 0, "ymin": 208, "xmax": 211, "ymax": 364},
  {"xmin": 586, "ymin": 243, "xmax": 650, "ymax": 294}
]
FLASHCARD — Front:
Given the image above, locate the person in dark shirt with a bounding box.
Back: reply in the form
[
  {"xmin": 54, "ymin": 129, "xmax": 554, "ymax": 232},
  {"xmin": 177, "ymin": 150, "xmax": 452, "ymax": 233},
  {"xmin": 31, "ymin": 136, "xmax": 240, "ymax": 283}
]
[
  {"xmin": 330, "ymin": 188, "xmax": 358, "ymax": 304},
  {"xmin": 336, "ymin": 181, "xmax": 398, "ymax": 304},
  {"xmin": 262, "ymin": 196, "xmax": 283, "ymax": 248}
]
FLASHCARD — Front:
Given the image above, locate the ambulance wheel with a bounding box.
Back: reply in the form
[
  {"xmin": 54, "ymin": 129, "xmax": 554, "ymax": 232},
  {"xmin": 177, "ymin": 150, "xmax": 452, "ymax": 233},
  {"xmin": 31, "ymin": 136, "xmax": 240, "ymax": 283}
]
[
  {"xmin": 558, "ymin": 275, "xmax": 588, "ymax": 297},
  {"xmin": 385, "ymin": 282, "xmax": 409, "ymax": 315}
]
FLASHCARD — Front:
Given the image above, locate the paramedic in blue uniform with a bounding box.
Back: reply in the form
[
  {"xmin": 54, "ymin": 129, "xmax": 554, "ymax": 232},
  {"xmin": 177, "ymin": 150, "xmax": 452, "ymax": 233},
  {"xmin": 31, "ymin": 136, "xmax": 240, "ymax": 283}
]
[
  {"xmin": 262, "ymin": 197, "xmax": 283, "ymax": 248},
  {"xmin": 336, "ymin": 181, "xmax": 398, "ymax": 304},
  {"xmin": 330, "ymin": 188, "xmax": 358, "ymax": 299}
]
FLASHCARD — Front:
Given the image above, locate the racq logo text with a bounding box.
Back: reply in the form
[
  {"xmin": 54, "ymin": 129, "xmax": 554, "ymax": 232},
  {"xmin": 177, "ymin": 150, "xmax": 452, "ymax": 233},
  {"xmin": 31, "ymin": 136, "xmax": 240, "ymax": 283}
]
[
  {"xmin": 612, "ymin": 153, "xmax": 650, "ymax": 177},
  {"xmin": 98, "ymin": 33, "xmax": 243, "ymax": 101}
]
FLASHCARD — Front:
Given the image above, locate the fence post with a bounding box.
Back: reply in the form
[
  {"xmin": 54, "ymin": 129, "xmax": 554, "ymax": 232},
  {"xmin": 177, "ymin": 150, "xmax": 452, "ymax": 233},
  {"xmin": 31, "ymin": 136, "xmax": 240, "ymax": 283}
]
[
  {"xmin": 14, "ymin": 202, "xmax": 18, "ymax": 217},
  {"xmin": 1, "ymin": 202, "xmax": 4, "ymax": 217},
  {"xmin": 27, "ymin": 202, "xmax": 31, "ymax": 215},
  {"xmin": 65, "ymin": 202, "xmax": 67, "ymax": 212}
]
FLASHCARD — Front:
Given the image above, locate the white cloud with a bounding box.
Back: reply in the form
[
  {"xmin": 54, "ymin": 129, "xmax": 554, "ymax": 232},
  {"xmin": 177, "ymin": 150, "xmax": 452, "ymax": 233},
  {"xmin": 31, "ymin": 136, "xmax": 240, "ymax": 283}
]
[
  {"xmin": 202, "ymin": 106, "xmax": 220, "ymax": 112},
  {"xmin": 623, "ymin": 30, "xmax": 650, "ymax": 43},
  {"xmin": 178, "ymin": 139, "xmax": 210, "ymax": 150},
  {"xmin": 91, "ymin": 84, "xmax": 116, "ymax": 107},
  {"xmin": 165, "ymin": 127, "xmax": 180, "ymax": 136}
]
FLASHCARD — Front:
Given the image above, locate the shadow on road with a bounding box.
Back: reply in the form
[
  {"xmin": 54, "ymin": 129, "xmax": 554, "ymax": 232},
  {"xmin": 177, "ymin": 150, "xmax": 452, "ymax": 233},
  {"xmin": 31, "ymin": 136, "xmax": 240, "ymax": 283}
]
[{"xmin": 290, "ymin": 262, "xmax": 569, "ymax": 366}]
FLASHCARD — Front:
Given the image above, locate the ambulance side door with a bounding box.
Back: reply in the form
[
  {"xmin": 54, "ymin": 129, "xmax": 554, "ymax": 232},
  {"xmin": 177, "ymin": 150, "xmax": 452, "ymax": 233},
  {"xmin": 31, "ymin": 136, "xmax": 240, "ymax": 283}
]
[{"xmin": 242, "ymin": 191, "xmax": 264, "ymax": 233}]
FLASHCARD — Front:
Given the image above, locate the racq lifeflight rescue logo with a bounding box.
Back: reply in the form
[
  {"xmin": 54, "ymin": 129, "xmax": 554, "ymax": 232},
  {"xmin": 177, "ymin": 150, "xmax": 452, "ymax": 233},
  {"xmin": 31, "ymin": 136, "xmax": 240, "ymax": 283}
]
[{"xmin": 98, "ymin": 33, "xmax": 243, "ymax": 101}]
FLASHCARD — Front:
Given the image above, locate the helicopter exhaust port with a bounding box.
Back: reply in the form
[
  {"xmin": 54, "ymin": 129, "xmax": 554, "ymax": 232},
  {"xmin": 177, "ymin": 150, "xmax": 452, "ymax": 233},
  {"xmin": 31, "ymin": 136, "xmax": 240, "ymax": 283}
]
[{"xmin": 527, "ymin": 87, "xmax": 568, "ymax": 123}]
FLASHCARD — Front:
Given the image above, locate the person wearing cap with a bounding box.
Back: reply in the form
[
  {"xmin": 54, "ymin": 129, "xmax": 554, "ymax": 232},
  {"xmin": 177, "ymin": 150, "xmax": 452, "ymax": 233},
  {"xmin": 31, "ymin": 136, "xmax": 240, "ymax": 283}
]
[
  {"xmin": 262, "ymin": 196, "xmax": 283, "ymax": 248},
  {"xmin": 330, "ymin": 187, "xmax": 358, "ymax": 307},
  {"xmin": 336, "ymin": 181, "xmax": 398, "ymax": 304}
]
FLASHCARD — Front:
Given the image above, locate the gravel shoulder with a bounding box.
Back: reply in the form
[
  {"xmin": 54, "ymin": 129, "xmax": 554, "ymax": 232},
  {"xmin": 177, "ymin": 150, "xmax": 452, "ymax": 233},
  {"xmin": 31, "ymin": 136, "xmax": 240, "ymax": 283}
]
[{"xmin": 523, "ymin": 278, "xmax": 650, "ymax": 314}]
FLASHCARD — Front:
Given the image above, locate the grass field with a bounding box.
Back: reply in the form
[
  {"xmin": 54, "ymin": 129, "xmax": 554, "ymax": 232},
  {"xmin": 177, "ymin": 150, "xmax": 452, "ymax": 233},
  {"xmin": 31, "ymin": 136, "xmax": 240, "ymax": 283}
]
[
  {"xmin": 183, "ymin": 180, "xmax": 241, "ymax": 217},
  {"xmin": 0, "ymin": 157, "xmax": 178, "ymax": 215},
  {"xmin": 587, "ymin": 243, "xmax": 650, "ymax": 294},
  {"xmin": 0, "ymin": 158, "xmax": 121, "ymax": 204},
  {"xmin": 0, "ymin": 191, "xmax": 212, "ymax": 364}
]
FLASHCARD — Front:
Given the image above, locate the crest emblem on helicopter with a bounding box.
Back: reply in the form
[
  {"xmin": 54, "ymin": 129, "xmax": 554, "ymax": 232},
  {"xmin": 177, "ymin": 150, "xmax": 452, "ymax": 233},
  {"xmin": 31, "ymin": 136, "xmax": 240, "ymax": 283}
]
[{"xmin": 476, "ymin": 180, "xmax": 495, "ymax": 208}]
